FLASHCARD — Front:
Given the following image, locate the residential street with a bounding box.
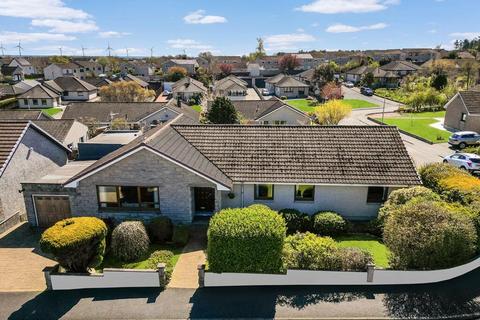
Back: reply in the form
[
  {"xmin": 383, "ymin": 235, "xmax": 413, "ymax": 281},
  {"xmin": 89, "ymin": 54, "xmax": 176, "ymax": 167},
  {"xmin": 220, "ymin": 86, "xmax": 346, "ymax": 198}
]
[
  {"xmin": 341, "ymin": 86, "xmax": 452, "ymax": 166},
  {"xmin": 2, "ymin": 267, "xmax": 480, "ymax": 319}
]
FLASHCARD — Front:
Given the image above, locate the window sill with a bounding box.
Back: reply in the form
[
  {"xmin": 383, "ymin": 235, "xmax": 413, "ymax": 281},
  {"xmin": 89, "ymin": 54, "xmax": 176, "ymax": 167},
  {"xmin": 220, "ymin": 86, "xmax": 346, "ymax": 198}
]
[{"xmin": 98, "ymin": 208, "xmax": 161, "ymax": 213}]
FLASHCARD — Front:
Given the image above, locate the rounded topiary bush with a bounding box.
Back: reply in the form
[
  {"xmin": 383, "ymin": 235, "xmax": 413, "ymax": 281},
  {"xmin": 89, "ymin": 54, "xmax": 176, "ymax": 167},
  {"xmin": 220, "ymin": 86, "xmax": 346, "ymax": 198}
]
[
  {"xmin": 383, "ymin": 199, "xmax": 477, "ymax": 270},
  {"xmin": 312, "ymin": 211, "xmax": 347, "ymax": 236},
  {"xmin": 207, "ymin": 207, "xmax": 286, "ymax": 273},
  {"xmin": 40, "ymin": 217, "xmax": 107, "ymax": 272},
  {"xmin": 111, "ymin": 221, "xmax": 150, "ymax": 261},
  {"xmin": 283, "ymin": 232, "xmax": 341, "ymax": 270},
  {"xmin": 147, "ymin": 216, "xmax": 173, "ymax": 243},
  {"xmin": 279, "ymin": 208, "xmax": 311, "ymax": 233}
]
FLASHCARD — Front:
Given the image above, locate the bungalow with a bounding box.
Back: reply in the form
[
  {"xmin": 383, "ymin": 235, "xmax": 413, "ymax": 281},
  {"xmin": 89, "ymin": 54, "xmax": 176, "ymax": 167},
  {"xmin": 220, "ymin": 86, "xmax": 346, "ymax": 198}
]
[
  {"xmin": 345, "ymin": 66, "xmax": 400, "ymax": 88},
  {"xmin": 45, "ymin": 77, "xmax": 98, "ymax": 101},
  {"xmin": 43, "ymin": 61, "xmax": 104, "ymax": 80},
  {"xmin": 223, "ymin": 99, "xmax": 311, "ymax": 125},
  {"xmin": 121, "ymin": 61, "xmax": 155, "ymax": 77},
  {"xmin": 380, "ymin": 60, "xmax": 420, "ymax": 77},
  {"xmin": 8, "ymin": 58, "xmax": 36, "ymax": 75},
  {"xmin": 162, "ymin": 59, "xmax": 199, "ymax": 75},
  {"xmin": 444, "ymin": 91, "xmax": 480, "ymax": 133},
  {"xmin": 265, "ymin": 74, "xmax": 310, "ymax": 98},
  {"xmin": 171, "ymin": 77, "xmax": 207, "ymax": 103},
  {"xmin": 33, "ymin": 119, "xmax": 89, "ymax": 149},
  {"xmin": 17, "ymin": 84, "xmax": 61, "ymax": 109},
  {"xmin": 0, "ymin": 120, "xmax": 69, "ymax": 232},
  {"xmin": 122, "ymin": 74, "xmax": 150, "ymax": 89},
  {"xmin": 22, "ymin": 117, "xmax": 420, "ymax": 227},
  {"xmin": 61, "ymin": 100, "xmax": 199, "ymax": 130},
  {"xmin": 345, "ymin": 65, "xmax": 370, "ymax": 84},
  {"xmin": 1, "ymin": 65, "xmax": 25, "ymax": 82},
  {"xmin": 213, "ymin": 75, "xmax": 248, "ymax": 100}
]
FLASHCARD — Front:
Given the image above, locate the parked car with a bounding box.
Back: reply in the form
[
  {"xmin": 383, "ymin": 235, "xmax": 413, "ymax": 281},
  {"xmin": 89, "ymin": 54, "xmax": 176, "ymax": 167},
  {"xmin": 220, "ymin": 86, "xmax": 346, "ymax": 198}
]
[
  {"xmin": 443, "ymin": 152, "xmax": 480, "ymax": 173},
  {"xmin": 261, "ymin": 88, "xmax": 270, "ymax": 96},
  {"xmin": 360, "ymin": 87, "xmax": 373, "ymax": 96},
  {"xmin": 344, "ymin": 82, "xmax": 354, "ymax": 88},
  {"xmin": 448, "ymin": 131, "xmax": 480, "ymax": 149}
]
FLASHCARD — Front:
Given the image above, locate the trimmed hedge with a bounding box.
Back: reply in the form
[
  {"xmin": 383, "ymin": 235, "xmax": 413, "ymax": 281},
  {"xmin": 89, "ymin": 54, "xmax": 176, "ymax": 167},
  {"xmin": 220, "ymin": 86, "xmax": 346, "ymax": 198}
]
[
  {"xmin": 383, "ymin": 199, "xmax": 477, "ymax": 270},
  {"xmin": 147, "ymin": 216, "xmax": 173, "ymax": 243},
  {"xmin": 111, "ymin": 221, "xmax": 150, "ymax": 262},
  {"xmin": 207, "ymin": 207, "xmax": 286, "ymax": 273},
  {"xmin": 312, "ymin": 211, "xmax": 347, "ymax": 236},
  {"xmin": 338, "ymin": 247, "xmax": 373, "ymax": 271},
  {"xmin": 40, "ymin": 217, "xmax": 107, "ymax": 272},
  {"xmin": 172, "ymin": 225, "xmax": 190, "ymax": 246},
  {"xmin": 279, "ymin": 208, "xmax": 311, "ymax": 233}
]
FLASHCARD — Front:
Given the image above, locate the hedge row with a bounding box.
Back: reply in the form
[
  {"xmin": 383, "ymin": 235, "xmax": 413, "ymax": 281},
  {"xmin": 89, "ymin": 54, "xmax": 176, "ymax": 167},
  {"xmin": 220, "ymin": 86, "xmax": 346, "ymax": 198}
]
[{"xmin": 279, "ymin": 209, "xmax": 347, "ymax": 236}]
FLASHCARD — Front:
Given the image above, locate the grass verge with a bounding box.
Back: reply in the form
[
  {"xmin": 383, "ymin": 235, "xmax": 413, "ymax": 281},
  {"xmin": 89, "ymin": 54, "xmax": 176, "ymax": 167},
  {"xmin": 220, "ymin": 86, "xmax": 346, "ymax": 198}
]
[{"xmin": 335, "ymin": 233, "xmax": 390, "ymax": 268}]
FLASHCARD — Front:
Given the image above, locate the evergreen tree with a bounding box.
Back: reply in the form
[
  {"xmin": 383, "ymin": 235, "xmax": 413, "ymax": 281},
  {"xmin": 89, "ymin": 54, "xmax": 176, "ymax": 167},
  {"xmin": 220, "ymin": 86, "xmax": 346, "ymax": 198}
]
[{"xmin": 206, "ymin": 97, "xmax": 239, "ymax": 124}]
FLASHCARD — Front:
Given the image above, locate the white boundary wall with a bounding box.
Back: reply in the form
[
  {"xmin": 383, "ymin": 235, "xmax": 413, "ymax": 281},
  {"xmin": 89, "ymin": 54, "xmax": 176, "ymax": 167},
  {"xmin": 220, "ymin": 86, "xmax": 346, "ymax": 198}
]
[
  {"xmin": 48, "ymin": 267, "xmax": 164, "ymax": 290},
  {"xmin": 204, "ymin": 255, "xmax": 480, "ymax": 287}
]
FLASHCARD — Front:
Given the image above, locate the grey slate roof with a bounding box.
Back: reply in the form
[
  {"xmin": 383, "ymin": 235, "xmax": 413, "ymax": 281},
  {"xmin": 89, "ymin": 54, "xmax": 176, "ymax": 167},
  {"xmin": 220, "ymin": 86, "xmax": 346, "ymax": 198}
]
[
  {"xmin": 45, "ymin": 77, "xmax": 97, "ymax": 92},
  {"xmin": 0, "ymin": 110, "xmax": 51, "ymax": 120},
  {"xmin": 32, "ymin": 119, "xmax": 76, "ymax": 143},
  {"xmin": 459, "ymin": 91, "xmax": 480, "ymax": 114},
  {"xmin": 18, "ymin": 84, "xmax": 59, "ymax": 99},
  {"xmin": 172, "ymin": 77, "xmax": 207, "ymax": 94},
  {"xmin": 275, "ymin": 75, "xmax": 309, "ymax": 88},
  {"xmin": 122, "ymin": 74, "xmax": 149, "ymax": 88},
  {"xmin": 66, "ymin": 120, "xmax": 420, "ymax": 188},
  {"xmin": 380, "ymin": 60, "xmax": 420, "ymax": 72}
]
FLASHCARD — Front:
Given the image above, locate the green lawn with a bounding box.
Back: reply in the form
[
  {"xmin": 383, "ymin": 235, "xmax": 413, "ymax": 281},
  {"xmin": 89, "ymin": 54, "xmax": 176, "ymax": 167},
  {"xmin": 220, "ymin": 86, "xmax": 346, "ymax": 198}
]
[
  {"xmin": 286, "ymin": 98, "xmax": 378, "ymax": 113},
  {"xmin": 98, "ymin": 244, "xmax": 183, "ymax": 280},
  {"xmin": 42, "ymin": 107, "xmax": 63, "ymax": 117},
  {"xmin": 376, "ymin": 116, "xmax": 450, "ymax": 143},
  {"xmin": 400, "ymin": 111, "xmax": 446, "ymax": 118},
  {"xmin": 191, "ymin": 105, "xmax": 202, "ymax": 112},
  {"xmin": 335, "ymin": 234, "xmax": 390, "ymax": 268}
]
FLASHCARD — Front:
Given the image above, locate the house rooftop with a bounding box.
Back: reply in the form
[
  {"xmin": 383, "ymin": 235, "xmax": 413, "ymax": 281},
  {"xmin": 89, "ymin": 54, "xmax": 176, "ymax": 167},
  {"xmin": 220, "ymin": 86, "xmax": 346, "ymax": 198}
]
[
  {"xmin": 87, "ymin": 130, "xmax": 142, "ymax": 144},
  {"xmin": 459, "ymin": 91, "xmax": 480, "ymax": 114},
  {"xmin": 17, "ymin": 84, "xmax": 59, "ymax": 99},
  {"xmin": 0, "ymin": 109, "xmax": 50, "ymax": 120},
  {"xmin": 32, "ymin": 119, "xmax": 77, "ymax": 143},
  {"xmin": 45, "ymin": 76, "xmax": 97, "ymax": 92},
  {"xmin": 23, "ymin": 161, "xmax": 96, "ymax": 184}
]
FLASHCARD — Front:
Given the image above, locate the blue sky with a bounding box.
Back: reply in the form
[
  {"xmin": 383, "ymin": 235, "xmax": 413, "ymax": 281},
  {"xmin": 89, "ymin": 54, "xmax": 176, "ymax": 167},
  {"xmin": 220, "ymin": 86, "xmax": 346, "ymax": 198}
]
[{"xmin": 0, "ymin": 0, "xmax": 479, "ymax": 56}]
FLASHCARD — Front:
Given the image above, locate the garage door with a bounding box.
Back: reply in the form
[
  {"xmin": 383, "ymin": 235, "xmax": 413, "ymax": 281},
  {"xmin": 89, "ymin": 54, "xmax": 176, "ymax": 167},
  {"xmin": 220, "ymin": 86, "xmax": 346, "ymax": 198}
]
[{"xmin": 33, "ymin": 195, "xmax": 72, "ymax": 227}]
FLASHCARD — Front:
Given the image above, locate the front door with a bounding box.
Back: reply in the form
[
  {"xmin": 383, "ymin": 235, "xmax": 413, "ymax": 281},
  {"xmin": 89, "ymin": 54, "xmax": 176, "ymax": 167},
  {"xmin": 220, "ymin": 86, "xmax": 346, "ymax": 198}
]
[{"xmin": 194, "ymin": 187, "xmax": 215, "ymax": 215}]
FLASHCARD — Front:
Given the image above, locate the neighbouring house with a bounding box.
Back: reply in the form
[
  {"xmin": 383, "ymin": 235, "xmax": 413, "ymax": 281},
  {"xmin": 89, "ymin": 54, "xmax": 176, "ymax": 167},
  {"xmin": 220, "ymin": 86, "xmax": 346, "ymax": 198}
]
[
  {"xmin": 43, "ymin": 61, "xmax": 104, "ymax": 80},
  {"xmin": 292, "ymin": 53, "xmax": 322, "ymax": 70},
  {"xmin": 1, "ymin": 65, "xmax": 25, "ymax": 82},
  {"xmin": 121, "ymin": 61, "xmax": 155, "ymax": 77},
  {"xmin": 213, "ymin": 75, "xmax": 248, "ymax": 100},
  {"xmin": 265, "ymin": 74, "xmax": 310, "ymax": 98},
  {"xmin": 216, "ymin": 99, "xmax": 311, "ymax": 125},
  {"xmin": 345, "ymin": 66, "xmax": 400, "ymax": 87},
  {"xmin": 0, "ymin": 120, "xmax": 69, "ymax": 232},
  {"xmin": 45, "ymin": 76, "xmax": 98, "ymax": 101},
  {"xmin": 84, "ymin": 77, "xmax": 113, "ymax": 88},
  {"xmin": 171, "ymin": 77, "xmax": 207, "ymax": 103},
  {"xmin": 444, "ymin": 91, "xmax": 480, "ymax": 132},
  {"xmin": 22, "ymin": 117, "xmax": 420, "ymax": 227},
  {"xmin": 162, "ymin": 59, "xmax": 199, "ymax": 74},
  {"xmin": 77, "ymin": 130, "xmax": 142, "ymax": 161},
  {"xmin": 0, "ymin": 109, "xmax": 51, "ymax": 120},
  {"xmin": 33, "ymin": 119, "xmax": 89, "ymax": 149},
  {"xmin": 17, "ymin": 84, "xmax": 61, "ymax": 109},
  {"xmin": 8, "ymin": 58, "xmax": 36, "ymax": 75},
  {"xmin": 345, "ymin": 65, "xmax": 370, "ymax": 84},
  {"xmin": 380, "ymin": 60, "xmax": 420, "ymax": 77},
  {"xmin": 122, "ymin": 74, "xmax": 150, "ymax": 89},
  {"xmin": 61, "ymin": 100, "xmax": 199, "ymax": 130}
]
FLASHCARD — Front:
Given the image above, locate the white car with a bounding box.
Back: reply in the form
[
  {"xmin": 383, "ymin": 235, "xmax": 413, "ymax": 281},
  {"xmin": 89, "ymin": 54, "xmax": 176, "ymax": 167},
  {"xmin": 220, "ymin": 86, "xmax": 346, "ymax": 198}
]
[
  {"xmin": 443, "ymin": 152, "xmax": 480, "ymax": 173},
  {"xmin": 344, "ymin": 82, "xmax": 354, "ymax": 88},
  {"xmin": 262, "ymin": 88, "xmax": 271, "ymax": 96}
]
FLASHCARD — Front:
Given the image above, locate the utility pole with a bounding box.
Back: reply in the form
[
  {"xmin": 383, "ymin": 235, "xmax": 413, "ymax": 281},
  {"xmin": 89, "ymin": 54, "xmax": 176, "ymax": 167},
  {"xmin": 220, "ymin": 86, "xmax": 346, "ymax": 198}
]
[
  {"xmin": 15, "ymin": 41, "xmax": 23, "ymax": 56},
  {"xmin": 81, "ymin": 45, "xmax": 86, "ymax": 57},
  {"xmin": 106, "ymin": 43, "xmax": 113, "ymax": 57},
  {"xmin": 150, "ymin": 47, "xmax": 154, "ymax": 59},
  {"xmin": 0, "ymin": 43, "xmax": 5, "ymax": 56}
]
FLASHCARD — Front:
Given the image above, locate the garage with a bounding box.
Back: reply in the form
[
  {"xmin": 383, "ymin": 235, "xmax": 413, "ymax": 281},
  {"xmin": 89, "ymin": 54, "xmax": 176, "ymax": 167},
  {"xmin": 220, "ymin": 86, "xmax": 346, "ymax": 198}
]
[{"xmin": 33, "ymin": 195, "xmax": 72, "ymax": 227}]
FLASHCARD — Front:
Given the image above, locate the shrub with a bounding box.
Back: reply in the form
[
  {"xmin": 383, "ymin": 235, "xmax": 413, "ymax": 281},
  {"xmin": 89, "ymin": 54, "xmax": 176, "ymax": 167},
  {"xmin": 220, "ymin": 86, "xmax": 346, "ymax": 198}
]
[
  {"xmin": 338, "ymin": 247, "xmax": 373, "ymax": 271},
  {"xmin": 207, "ymin": 207, "xmax": 286, "ymax": 273},
  {"xmin": 111, "ymin": 221, "xmax": 150, "ymax": 262},
  {"xmin": 40, "ymin": 217, "xmax": 107, "ymax": 272},
  {"xmin": 377, "ymin": 187, "xmax": 441, "ymax": 231},
  {"xmin": 280, "ymin": 96, "xmax": 288, "ymax": 100},
  {"xmin": 248, "ymin": 204, "xmax": 275, "ymax": 212},
  {"xmin": 419, "ymin": 163, "xmax": 469, "ymax": 193},
  {"xmin": 383, "ymin": 199, "xmax": 477, "ymax": 270},
  {"xmin": 147, "ymin": 217, "xmax": 173, "ymax": 244},
  {"xmin": 312, "ymin": 211, "xmax": 347, "ymax": 236},
  {"xmin": 283, "ymin": 232, "xmax": 341, "ymax": 270},
  {"xmin": 144, "ymin": 250, "xmax": 174, "ymax": 269},
  {"xmin": 279, "ymin": 209, "xmax": 311, "ymax": 233},
  {"xmin": 172, "ymin": 225, "xmax": 190, "ymax": 246}
]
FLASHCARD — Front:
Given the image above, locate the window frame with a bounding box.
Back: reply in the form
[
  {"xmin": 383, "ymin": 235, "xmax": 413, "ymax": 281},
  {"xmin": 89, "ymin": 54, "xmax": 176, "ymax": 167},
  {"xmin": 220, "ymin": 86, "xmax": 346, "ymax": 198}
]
[
  {"xmin": 96, "ymin": 185, "xmax": 160, "ymax": 211},
  {"xmin": 366, "ymin": 186, "xmax": 388, "ymax": 204},
  {"xmin": 461, "ymin": 113, "xmax": 467, "ymax": 122},
  {"xmin": 254, "ymin": 184, "xmax": 274, "ymax": 201},
  {"xmin": 294, "ymin": 185, "xmax": 315, "ymax": 202}
]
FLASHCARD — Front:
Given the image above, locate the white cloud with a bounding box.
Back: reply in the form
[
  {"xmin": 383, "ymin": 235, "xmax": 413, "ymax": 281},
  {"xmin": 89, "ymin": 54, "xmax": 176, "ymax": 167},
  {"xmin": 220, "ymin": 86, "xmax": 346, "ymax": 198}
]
[
  {"xmin": 167, "ymin": 39, "xmax": 213, "ymax": 50},
  {"xmin": 264, "ymin": 33, "xmax": 316, "ymax": 51},
  {"xmin": 183, "ymin": 10, "xmax": 227, "ymax": 24},
  {"xmin": 112, "ymin": 47, "xmax": 147, "ymax": 56},
  {"xmin": 31, "ymin": 19, "xmax": 98, "ymax": 33},
  {"xmin": 296, "ymin": 0, "xmax": 399, "ymax": 14},
  {"xmin": 449, "ymin": 32, "xmax": 480, "ymax": 39},
  {"xmin": 326, "ymin": 22, "xmax": 387, "ymax": 33},
  {"xmin": 0, "ymin": 31, "xmax": 75, "ymax": 44},
  {"xmin": 0, "ymin": 0, "xmax": 89, "ymax": 20},
  {"xmin": 99, "ymin": 31, "xmax": 131, "ymax": 38}
]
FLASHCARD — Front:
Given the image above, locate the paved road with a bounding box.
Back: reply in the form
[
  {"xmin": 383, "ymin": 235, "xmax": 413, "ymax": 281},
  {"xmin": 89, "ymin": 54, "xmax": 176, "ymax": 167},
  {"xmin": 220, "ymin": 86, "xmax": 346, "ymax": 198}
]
[
  {"xmin": 2, "ymin": 268, "xmax": 480, "ymax": 319},
  {"xmin": 341, "ymin": 86, "xmax": 452, "ymax": 166}
]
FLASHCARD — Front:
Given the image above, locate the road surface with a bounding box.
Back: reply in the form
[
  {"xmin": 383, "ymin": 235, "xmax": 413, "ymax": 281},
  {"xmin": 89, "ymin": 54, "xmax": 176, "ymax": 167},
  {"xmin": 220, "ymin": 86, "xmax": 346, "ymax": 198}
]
[{"xmin": 341, "ymin": 86, "xmax": 452, "ymax": 166}]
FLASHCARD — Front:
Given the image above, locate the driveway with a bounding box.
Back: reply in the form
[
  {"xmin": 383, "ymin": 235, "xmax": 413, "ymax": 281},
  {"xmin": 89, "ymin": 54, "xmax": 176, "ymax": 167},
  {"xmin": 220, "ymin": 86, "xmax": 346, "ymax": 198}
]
[
  {"xmin": 341, "ymin": 86, "xmax": 452, "ymax": 166},
  {"xmin": 0, "ymin": 223, "xmax": 55, "ymax": 292}
]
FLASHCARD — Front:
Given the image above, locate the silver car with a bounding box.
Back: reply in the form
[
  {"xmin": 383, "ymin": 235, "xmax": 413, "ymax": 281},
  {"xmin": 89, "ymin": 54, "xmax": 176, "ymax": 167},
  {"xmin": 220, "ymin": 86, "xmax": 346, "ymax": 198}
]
[
  {"xmin": 448, "ymin": 131, "xmax": 480, "ymax": 149},
  {"xmin": 443, "ymin": 152, "xmax": 480, "ymax": 173}
]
